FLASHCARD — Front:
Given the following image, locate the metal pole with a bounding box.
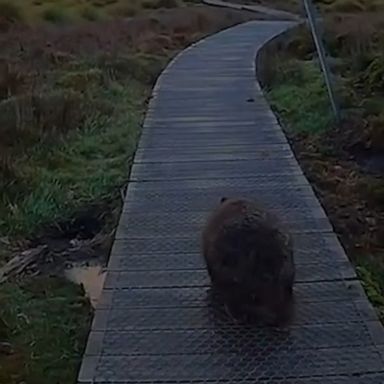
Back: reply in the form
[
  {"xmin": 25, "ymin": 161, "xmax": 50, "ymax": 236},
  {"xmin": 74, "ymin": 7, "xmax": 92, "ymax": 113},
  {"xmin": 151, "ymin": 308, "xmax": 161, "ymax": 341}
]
[{"xmin": 303, "ymin": 0, "xmax": 340, "ymax": 122}]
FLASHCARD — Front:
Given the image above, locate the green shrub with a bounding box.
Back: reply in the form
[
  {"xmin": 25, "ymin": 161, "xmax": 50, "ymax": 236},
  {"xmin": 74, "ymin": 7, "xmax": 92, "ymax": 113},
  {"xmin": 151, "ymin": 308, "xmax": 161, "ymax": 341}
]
[
  {"xmin": 363, "ymin": 54, "xmax": 384, "ymax": 92},
  {"xmin": 0, "ymin": 1, "xmax": 24, "ymax": 22},
  {"xmin": 267, "ymin": 60, "xmax": 333, "ymax": 133},
  {"xmin": 91, "ymin": 0, "xmax": 118, "ymax": 7},
  {"xmin": 142, "ymin": 0, "xmax": 157, "ymax": 8},
  {"xmin": 56, "ymin": 68, "xmax": 105, "ymax": 92},
  {"xmin": 143, "ymin": 0, "xmax": 181, "ymax": 9},
  {"xmin": 80, "ymin": 6, "xmax": 101, "ymax": 21},
  {"xmin": 0, "ymin": 89, "xmax": 112, "ymax": 147},
  {"xmin": 109, "ymin": 3, "xmax": 139, "ymax": 17},
  {"xmin": 0, "ymin": 277, "xmax": 93, "ymax": 384},
  {"xmin": 325, "ymin": 0, "xmax": 367, "ymax": 12},
  {"xmin": 98, "ymin": 53, "xmax": 167, "ymax": 85},
  {"xmin": 364, "ymin": 178, "xmax": 384, "ymax": 207},
  {"xmin": 41, "ymin": 6, "xmax": 71, "ymax": 24},
  {"xmin": 157, "ymin": 0, "xmax": 181, "ymax": 8},
  {"xmin": 0, "ymin": 62, "xmax": 26, "ymax": 100}
]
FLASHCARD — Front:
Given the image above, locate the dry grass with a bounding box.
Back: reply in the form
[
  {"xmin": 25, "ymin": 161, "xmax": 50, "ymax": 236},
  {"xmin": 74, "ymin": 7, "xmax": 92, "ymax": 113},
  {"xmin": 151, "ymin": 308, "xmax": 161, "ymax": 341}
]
[
  {"xmin": 321, "ymin": 0, "xmax": 384, "ymax": 12},
  {"xmin": 0, "ymin": 0, "xmax": 187, "ymax": 24},
  {"xmin": 240, "ymin": 0, "xmax": 384, "ymax": 14},
  {"xmin": 0, "ymin": 4, "xmax": 258, "ymax": 182},
  {"xmin": 0, "ymin": 1, "xmax": 25, "ymax": 22}
]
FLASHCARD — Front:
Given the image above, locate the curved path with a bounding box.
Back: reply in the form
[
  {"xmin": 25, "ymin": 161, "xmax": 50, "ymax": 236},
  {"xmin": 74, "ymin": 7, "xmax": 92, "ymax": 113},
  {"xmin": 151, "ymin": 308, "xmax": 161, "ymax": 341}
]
[{"xmin": 78, "ymin": 21, "xmax": 384, "ymax": 383}]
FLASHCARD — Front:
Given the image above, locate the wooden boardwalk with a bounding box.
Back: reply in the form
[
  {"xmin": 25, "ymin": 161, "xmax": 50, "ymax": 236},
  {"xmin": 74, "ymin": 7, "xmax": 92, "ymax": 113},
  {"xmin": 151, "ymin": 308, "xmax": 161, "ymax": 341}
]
[{"xmin": 78, "ymin": 20, "xmax": 384, "ymax": 383}]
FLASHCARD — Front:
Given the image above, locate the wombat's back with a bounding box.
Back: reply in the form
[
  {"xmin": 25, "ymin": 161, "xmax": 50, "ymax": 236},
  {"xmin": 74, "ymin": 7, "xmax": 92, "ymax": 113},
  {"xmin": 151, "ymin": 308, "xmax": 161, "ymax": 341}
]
[{"xmin": 202, "ymin": 197, "xmax": 295, "ymax": 325}]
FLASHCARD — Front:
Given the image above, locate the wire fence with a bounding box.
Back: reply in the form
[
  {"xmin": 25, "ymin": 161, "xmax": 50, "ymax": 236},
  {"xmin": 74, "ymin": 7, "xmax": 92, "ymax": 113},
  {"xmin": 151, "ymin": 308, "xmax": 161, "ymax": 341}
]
[{"xmin": 303, "ymin": 0, "xmax": 340, "ymax": 123}]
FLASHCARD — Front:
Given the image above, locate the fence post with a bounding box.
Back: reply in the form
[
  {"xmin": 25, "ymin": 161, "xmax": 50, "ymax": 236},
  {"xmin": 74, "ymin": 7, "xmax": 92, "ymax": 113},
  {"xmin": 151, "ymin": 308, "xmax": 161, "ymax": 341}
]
[{"xmin": 303, "ymin": 0, "xmax": 340, "ymax": 123}]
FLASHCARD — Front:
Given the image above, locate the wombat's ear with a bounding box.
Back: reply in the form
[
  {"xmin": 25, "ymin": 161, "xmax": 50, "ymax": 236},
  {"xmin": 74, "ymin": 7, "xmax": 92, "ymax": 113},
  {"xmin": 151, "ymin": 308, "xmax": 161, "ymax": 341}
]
[{"xmin": 220, "ymin": 197, "xmax": 228, "ymax": 204}]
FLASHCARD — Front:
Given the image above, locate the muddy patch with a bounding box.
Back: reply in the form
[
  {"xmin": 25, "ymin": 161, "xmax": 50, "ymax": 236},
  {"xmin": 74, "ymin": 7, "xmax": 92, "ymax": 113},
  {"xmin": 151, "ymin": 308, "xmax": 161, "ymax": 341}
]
[
  {"xmin": 0, "ymin": 203, "xmax": 116, "ymax": 290},
  {"xmin": 65, "ymin": 264, "xmax": 106, "ymax": 308}
]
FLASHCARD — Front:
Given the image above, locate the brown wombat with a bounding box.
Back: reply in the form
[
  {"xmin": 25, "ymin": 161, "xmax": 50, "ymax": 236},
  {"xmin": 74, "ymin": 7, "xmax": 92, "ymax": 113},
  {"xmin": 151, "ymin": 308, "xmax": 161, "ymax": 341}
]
[{"xmin": 202, "ymin": 197, "xmax": 295, "ymax": 326}]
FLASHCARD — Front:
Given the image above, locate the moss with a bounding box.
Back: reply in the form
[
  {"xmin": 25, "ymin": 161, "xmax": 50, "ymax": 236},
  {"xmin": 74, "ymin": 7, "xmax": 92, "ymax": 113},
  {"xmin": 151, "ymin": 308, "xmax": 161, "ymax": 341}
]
[
  {"xmin": 267, "ymin": 60, "xmax": 334, "ymax": 133},
  {"xmin": 0, "ymin": 1, "xmax": 25, "ymax": 22}
]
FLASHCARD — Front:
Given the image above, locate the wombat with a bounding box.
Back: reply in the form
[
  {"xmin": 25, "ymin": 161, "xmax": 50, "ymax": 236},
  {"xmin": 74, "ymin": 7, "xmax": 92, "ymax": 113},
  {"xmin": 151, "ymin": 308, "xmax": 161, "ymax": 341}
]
[{"xmin": 202, "ymin": 197, "xmax": 295, "ymax": 326}]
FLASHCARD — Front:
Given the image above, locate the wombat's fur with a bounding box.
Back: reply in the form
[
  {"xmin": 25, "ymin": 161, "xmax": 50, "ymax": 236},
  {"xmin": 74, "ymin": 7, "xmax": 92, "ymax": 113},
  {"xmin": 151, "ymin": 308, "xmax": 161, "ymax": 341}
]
[{"xmin": 202, "ymin": 197, "xmax": 295, "ymax": 326}]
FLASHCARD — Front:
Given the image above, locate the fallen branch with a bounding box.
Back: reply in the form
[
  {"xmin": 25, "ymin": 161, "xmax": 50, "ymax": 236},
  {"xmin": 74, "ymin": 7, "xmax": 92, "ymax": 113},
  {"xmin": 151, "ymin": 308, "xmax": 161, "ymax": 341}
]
[{"xmin": 0, "ymin": 245, "xmax": 48, "ymax": 284}]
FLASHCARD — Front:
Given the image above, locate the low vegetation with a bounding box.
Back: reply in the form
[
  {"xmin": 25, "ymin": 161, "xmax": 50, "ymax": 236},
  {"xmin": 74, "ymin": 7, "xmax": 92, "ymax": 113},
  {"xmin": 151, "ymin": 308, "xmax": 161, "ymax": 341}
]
[
  {"xmin": 0, "ymin": 0, "xmax": 184, "ymax": 24},
  {"xmin": 268, "ymin": 60, "xmax": 333, "ymax": 133},
  {"xmin": 0, "ymin": 67, "xmax": 148, "ymax": 237},
  {"xmin": 0, "ymin": 278, "xmax": 92, "ymax": 384},
  {"xmin": 235, "ymin": 0, "xmax": 384, "ymax": 13},
  {"xmin": 263, "ymin": 1, "xmax": 384, "ymax": 319}
]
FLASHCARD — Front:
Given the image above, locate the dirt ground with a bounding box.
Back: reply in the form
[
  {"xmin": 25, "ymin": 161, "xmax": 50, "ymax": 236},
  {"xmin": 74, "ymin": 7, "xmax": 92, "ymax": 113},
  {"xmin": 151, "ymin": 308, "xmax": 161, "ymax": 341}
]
[{"xmin": 286, "ymin": 124, "xmax": 384, "ymax": 257}]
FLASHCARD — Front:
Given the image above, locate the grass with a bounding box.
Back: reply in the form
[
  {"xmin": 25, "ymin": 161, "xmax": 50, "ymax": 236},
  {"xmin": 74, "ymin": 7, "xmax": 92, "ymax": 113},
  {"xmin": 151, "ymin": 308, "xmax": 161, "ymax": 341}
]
[
  {"xmin": 41, "ymin": 5, "xmax": 73, "ymax": 24},
  {"xmin": 143, "ymin": 0, "xmax": 181, "ymax": 9},
  {"xmin": 356, "ymin": 258, "xmax": 384, "ymax": 321},
  {"xmin": 80, "ymin": 5, "xmax": 102, "ymax": 21},
  {"xmin": 267, "ymin": 60, "xmax": 333, "ymax": 134},
  {"xmin": 0, "ymin": 57, "xmax": 151, "ymax": 384},
  {"xmin": 0, "ymin": 64, "xmax": 150, "ymax": 238},
  {"xmin": 0, "ymin": 277, "xmax": 93, "ymax": 384},
  {"xmin": 322, "ymin": 0, "xmax": 384, "ymax": 12},
  {"xmin": 0, "ymin": 51, "xmax": 157, "ymax": 384},
  {"xmin": 0, "ymin": 1, "xmax": 25, "ymax": 22},
  {"xmin": 256, "ymin": 0, "xmax": 384, "ymax": 13},
  {"xmin": 0, "ymin": 56, "xmax": 153, "ymax": 384}
]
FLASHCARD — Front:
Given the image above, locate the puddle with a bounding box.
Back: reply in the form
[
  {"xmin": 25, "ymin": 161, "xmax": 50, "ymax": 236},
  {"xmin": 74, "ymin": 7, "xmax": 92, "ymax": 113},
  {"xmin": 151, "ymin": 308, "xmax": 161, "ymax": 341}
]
[{"xmin": 65, "ymin": 264, "xmax": 106, "ymax": 308}]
